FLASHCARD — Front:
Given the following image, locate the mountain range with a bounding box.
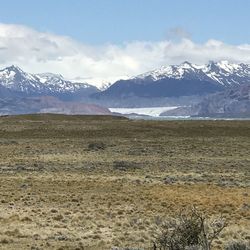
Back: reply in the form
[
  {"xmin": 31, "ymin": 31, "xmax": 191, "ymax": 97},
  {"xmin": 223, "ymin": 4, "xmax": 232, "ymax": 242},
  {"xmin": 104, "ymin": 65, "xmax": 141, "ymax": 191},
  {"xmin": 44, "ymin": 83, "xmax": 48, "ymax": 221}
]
[
  {"xmin": 0, "ymin": 61, "xmax": 250, "ymax": 117},
  {"xmin": 0, "ymin": 66, "xmax": 109, "ymax": 115},
  {"xmin": 0, "ymin": 65, "xmax": 99, "ymax": 100},
  {"xmin": 94, "ymin": 61, "xmax": 250, "ymax": 100}
]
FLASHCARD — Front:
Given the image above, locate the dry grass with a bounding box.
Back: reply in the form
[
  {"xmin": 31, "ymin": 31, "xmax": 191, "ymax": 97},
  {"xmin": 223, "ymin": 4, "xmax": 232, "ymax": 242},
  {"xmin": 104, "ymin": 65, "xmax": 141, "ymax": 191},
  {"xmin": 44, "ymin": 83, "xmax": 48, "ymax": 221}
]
[{"xmin": 0, "ymin": 114, "xmax": 249, "ymax": 249}]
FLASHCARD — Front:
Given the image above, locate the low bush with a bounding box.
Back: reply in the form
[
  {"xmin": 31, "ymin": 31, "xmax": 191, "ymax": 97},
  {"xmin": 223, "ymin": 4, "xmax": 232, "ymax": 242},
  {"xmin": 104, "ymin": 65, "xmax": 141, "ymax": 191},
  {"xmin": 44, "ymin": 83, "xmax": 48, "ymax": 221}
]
[
  {"xmin": 88, "ymin": 141, "xmax": 106, "ymax": 151},
  {"xmin": 113, "ymin": 161, "xmax": 141, "ymax": 171},
  {"xmin": 152, "ymin": 207, "xmax": 227, "ymax": 250},
  {"xmin": 225, "ymin": 241, "xmax": 250, "ymax": 250}
]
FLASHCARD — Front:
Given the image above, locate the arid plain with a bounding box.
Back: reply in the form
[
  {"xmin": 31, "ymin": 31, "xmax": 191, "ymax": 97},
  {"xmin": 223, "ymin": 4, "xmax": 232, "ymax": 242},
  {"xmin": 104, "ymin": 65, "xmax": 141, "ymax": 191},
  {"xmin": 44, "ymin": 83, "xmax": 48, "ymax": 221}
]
[{"xmin": 0, "ymin": 114, "xmax": 249, "ymax": 249}]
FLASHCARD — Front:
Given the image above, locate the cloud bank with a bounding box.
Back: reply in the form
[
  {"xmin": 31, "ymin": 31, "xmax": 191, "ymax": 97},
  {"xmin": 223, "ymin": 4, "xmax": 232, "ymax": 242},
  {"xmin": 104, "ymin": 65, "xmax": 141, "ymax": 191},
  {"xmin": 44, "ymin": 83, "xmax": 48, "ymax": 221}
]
[{"xmin": 1, "ymin": 23, "xmax": 250, "ymax": 88}]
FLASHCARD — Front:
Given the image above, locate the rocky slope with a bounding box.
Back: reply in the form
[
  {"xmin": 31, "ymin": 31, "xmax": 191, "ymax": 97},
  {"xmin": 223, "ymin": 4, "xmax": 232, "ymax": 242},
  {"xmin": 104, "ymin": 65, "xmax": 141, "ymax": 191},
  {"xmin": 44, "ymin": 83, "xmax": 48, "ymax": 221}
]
[{"xmin": 160, "ymin": 84, "xmax": 250, "ymax": 117}]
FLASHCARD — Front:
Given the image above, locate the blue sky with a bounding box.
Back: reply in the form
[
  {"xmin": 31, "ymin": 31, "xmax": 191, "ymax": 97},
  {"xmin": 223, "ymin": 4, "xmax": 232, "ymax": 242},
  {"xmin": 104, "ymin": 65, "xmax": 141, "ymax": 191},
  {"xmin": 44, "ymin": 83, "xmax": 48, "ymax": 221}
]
[
  {"xmin": 0, "ymin": 0, "xmax": 249, "ymax": 45},
  {"xmin": 1, "ymin": 0, "xmax": 250, "ymax": 87}
]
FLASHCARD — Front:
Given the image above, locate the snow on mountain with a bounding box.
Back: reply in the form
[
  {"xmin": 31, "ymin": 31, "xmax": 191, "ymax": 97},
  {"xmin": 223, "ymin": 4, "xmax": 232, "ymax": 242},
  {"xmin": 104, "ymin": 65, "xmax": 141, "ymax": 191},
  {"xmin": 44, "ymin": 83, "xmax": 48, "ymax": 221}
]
[
  {"xmin": 201, "ymin": 61, "xmax": 250, "ymax": 86},
  {"xmin": 135, "ymin": 61, "xmax": 250, "ymax": 87},
  {"xmin": 0, "ymin": 65, "xmax": 45, "ymax": 93},
  {"xmin": 1, "ymin": 61, "xmax": 250, "ymax": 102},
  {"xmin": 136, "ymin": 61, "xmax": 201, "ymax": 81},
  {"xmin": 70, "ymin": 75, "xmax": 130, "ymax": 90},
  {"xmin": 36, "ymin": 73, "xmax": 91, "ymax": 93},
  {"xmin": 0, "ymin": 65, "xmax": 97, "ymax": 95},
  {"xmin": 94, "ymin": 60, "xmax": 250, "ymax": 102}
]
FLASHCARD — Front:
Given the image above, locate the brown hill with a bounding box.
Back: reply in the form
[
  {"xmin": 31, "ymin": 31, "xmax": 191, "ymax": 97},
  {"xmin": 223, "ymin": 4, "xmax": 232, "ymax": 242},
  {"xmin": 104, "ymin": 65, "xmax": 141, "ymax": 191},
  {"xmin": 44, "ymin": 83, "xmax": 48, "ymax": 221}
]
[{"xmin": 0, "ymin": 96, "xmax": 111, "ymax": 115}]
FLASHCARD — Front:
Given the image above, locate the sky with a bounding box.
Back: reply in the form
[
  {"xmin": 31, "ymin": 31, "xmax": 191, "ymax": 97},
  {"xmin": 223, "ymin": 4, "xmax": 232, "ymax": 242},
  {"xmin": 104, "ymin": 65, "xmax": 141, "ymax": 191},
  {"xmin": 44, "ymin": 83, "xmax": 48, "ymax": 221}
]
[{"xmin": 0, "ymin": 0, "xmax": 250, "ymax": 87}]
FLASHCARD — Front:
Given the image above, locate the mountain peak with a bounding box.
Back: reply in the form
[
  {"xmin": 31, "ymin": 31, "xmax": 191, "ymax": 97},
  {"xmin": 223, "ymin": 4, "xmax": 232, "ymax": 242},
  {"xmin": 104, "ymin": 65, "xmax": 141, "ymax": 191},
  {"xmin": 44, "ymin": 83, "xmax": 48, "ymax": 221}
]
[
  {"xmin": 37, "ymin": 72, "xmax": 64, "ymax": 78},
  {"xmin": 180, "ymin": 61, "xmax": 193, "ymax": 67},
  {"xmin": 36, "ymin": 72, "xmax": 65, "ymax": 81},
  {"xmin": 0, "ymin": 65, "xmax": 23, "ymax": 82},
  {"xmin": 219, "ymin": 60, "xmax": 230, "ymax": 64},
  {"xmin": 205, "ymin": 60, "xmax": 242, "ymax": 74},
  {"xmin": 4, "ymin": 65, "xmax": 25, "ymax": 73}
]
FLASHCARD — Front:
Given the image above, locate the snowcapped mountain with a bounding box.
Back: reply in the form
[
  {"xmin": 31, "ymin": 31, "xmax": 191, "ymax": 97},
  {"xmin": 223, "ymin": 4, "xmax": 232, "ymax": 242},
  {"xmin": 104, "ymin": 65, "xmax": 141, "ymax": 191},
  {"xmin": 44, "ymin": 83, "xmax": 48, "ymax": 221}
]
[
  {"xmin": 1, "ymin": 62, "xmax": 250, "ymax": 111},
  {"xmin": 0, "ymin": 65, "xmax": 46, "ymax": 94},
  {"xmin": 36, "ymin": 73, "xmax": 91, "ymax": 93},
  {"xmin": 95, "ymin": 61, "xmax": 250, "ymax": 100},
  {"xmin": 135, "ymin": 61, "xmax": 250, "ymax": 86},
  {"xmin": 0, "ymin": 65, "xmax": 99, "ymax": 100}
]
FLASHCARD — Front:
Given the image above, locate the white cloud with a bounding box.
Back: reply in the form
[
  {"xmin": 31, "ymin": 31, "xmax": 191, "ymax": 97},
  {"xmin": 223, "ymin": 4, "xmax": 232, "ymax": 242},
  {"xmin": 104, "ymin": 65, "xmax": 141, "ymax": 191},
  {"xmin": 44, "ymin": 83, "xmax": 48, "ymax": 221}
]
[{"xmin": 0, "ymin": 23, "xmax": 250, "ymax": 88}]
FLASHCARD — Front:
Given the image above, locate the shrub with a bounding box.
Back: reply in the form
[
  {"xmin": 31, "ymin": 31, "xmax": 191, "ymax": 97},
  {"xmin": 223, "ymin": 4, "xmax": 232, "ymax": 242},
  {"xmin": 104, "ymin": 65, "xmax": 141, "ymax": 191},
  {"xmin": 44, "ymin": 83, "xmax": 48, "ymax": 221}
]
[
  {"xmin": 152, "ymin": 207, "xmax": 227, "ymax": 250},
  {"xmin": 225, "ymin": 241, "xmax": 250, "ymax": 250},
  {"xmin": 88, "ymin": 141, "xmax": 106, "ymax": 151},
  {"xmin": 113, "ymin": 161, "xmax": 141, "ymax": 171}
]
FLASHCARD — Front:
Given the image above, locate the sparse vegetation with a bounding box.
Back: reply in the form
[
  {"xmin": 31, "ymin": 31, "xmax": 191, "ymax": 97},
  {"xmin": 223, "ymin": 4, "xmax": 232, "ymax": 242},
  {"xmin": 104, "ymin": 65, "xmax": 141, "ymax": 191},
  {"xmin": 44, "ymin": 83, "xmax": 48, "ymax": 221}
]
[
  {"xmin": 225, "ymin": 241, "xmax": 250, "ymax": 250},
  {"xmin": 0, "ymin": 114, "xmax": 249, "ymax": 249},
  {"xmin": 152, "ymin": 207, "xmax": 227, "ymax": 250},
  {"xmin": 113, "ymin": 161, "xmax": 141, "ymax": 171},
  {"xmin": 88, "ymin": 141, "xmax": 106, "ymax": 151}
]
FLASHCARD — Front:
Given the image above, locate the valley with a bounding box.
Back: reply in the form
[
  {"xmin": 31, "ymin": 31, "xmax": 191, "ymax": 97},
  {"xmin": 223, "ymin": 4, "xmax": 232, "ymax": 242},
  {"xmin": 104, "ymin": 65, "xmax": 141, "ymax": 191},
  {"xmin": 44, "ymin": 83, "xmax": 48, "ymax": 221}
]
[
  {"xmin": 1, "ymin": 61, "xmax": 250, "ymax": 118},
  {"xmin": 1, "ymin": 2, "xmax": 249, "ymax": 249}
]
